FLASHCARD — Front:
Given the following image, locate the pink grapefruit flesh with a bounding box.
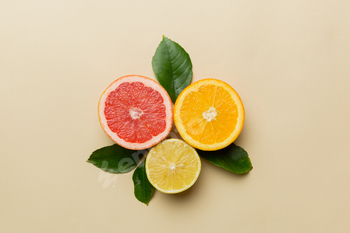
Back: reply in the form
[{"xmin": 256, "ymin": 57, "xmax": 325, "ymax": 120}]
[{"xmin": 98, "ymin": 75, "xmax": 173, "ymax": 150}]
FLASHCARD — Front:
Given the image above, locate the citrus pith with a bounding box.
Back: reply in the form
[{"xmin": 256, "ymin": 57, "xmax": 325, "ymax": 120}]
[
  {"xmin": 174, "ymin": 79, "xmax": 244, "ymax": 151},
  {"xmin": 98, "ymin": 75, "xmax": 173, "ymax": 150}
]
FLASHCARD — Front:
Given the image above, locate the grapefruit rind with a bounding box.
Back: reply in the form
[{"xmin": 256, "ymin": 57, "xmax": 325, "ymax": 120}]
[{"xmin": 98, "ymin": 75, "xmax": 173, "ymax": 150}]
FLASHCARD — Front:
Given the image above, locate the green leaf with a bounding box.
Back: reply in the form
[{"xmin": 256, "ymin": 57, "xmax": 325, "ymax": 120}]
[
  {"xmin": 152, "ymin": 36, "xmax": 193, "ymax": 103},
  {"xmin": 132, "ymin": 160, "xmax": 155, "ymax": 205},
  {"xmin": 196, "ymin": 143, "xmax": 253, "ymax": 174},
  {"xmin": 87, "ymin": 144, "xmax": 145, "ymax": 174}
]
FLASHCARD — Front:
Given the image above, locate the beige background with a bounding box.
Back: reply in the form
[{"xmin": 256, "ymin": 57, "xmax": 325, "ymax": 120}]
[{"xmin": 1, "ymin": 0, "xmax": 350, "ymax": 232}]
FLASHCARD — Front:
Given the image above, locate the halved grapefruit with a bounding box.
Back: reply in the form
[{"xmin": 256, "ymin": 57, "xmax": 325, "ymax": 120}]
[{"xmin": 98, "ymin": 75, "xmax": 173, "ymax": 150}]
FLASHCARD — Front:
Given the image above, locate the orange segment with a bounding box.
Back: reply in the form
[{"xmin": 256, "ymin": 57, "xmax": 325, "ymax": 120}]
[{"xmin": 174, "ymin": 79, "xmax": 244, "ymax": 151}]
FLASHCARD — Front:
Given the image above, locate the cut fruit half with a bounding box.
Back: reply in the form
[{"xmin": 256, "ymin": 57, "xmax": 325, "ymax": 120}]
[
  {"xmin": 174, "ymin": 78, "xmax": 245, "ymax": 151},
  {"xmin": 145, "ymin": 139, "xmax": 201, "ymax": 194},
  {"xmin": 98, "ymin": 75, "xmax": 173, "ymax": 150}
]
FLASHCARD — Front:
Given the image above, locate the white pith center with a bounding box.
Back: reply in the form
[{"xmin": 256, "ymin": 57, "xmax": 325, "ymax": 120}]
[
  {"xmin": 170, "ymin": 163, "xmax": 176, "ymax": 170},
  {"xmin": 202, "ymin": 107, "xmax": 217, "ymax": 121},
  {"xmin": 129, "ymin": 107, "xmax": 143, "ymax": 119}
]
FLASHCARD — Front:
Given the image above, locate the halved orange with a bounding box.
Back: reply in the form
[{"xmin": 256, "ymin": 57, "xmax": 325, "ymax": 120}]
[
  {"xmin": 98, "ymin": 75, "xmax": 173, "ymax": 150},
  {"xmin": 174, "ymin": 79, "xmax": 244, "ymax": 151}
]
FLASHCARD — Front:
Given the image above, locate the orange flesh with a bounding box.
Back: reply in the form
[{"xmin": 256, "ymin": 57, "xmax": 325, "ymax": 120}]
[{"xmin": 179, "ymin": 84, "xmax": 238, "ymax": 144}]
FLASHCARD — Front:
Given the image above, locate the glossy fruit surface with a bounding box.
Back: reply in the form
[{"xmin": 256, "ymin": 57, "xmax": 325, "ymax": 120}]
[
  {"xmin": 98, "ymin": 75, "xmax": 173, "ymax": 150},
  {"xmin": 174, "ymin": 79, "xmax": 244, "ymax": 151},
  {"xmin": 146, "ymin": 139, "xmax": 201, "ymax": 194}
]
